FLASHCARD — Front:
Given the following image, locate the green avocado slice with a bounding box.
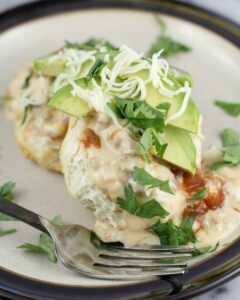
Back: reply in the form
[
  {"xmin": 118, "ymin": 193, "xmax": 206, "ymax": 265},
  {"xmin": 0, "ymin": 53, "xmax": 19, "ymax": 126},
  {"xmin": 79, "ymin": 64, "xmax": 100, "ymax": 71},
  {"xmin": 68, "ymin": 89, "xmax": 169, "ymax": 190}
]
[
  {"xmin": 48, "ymin": 79, "xmax": 91, "ymax": 117},
  {"xmin": 163, "ymin": 126, "xmax": 196, "ymax": 174},
  {"xmin": 34, "ymin": 57, "xmax": 66, "ymax": 77}
]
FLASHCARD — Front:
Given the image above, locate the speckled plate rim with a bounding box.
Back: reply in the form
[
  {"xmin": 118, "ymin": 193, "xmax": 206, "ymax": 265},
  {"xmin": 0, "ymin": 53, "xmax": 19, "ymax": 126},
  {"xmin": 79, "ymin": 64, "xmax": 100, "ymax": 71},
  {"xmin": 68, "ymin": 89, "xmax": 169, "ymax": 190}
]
[{"xmin": 0, "ymin": 1, "xmax": 239, "ymax": 299}]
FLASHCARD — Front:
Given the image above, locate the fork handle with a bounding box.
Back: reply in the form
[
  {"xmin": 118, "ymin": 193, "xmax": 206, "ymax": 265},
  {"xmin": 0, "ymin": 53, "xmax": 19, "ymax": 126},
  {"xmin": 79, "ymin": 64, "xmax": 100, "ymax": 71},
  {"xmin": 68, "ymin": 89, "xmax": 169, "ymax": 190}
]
[{"xmin": 0, "ymin": 196, "xmax": 49, "ymax": 234}]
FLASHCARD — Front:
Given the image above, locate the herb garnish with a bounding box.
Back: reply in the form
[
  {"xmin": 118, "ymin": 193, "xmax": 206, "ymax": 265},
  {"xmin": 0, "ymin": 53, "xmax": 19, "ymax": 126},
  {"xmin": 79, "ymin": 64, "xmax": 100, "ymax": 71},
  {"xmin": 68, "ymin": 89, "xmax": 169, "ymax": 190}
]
[
  {"xmin": 0, "ymin": 182, "xmax": 17, "ymax": 222},
  {"xmin": 65, "ymin": 38, "xmax": 117, "ymax": 51},
  {"xmin": 148, "ymin": 16, "xmax": 191, "ymax": 57},
  {"xmin": 212, "ymin": 128, "xmax": 240, "ymax": 170},
  {"xmin": 87, "ymin": 59, "xmax": 106, "ymax": 80},
  {"xmin": 0, "ymin": 229, "xmax": 17, "ymax": 237},
  {"xmin": 117, "ymin": 184, "xmax": 169, "ymax": 219},
  {"xmin": 150, "ymin": 213, "xmax": 196, "ymax": 246},
  {"xmin": 90, "ymin": 232, "xmax": 123, "ymax": 250},
  {"xmin": 108, "ymin": 96, "xmax": 166, "ymax": 132},
  {"xmin": 192, "ymin": 242, "xmax": 219, "ymax": 257},
  {"xmin": 21, "ymin": 104, "xmax": 32, "ymax": 126},
  {"xmin": 21, "ymin": 75, "xmax": 31, "ymax": 90},
  {"xmin": 140, "ymin": 127, "xmax": 167, "ymax": 162},
  {"xmin": 132, "ymin": 167, "xmax": 173, "ymax": 194},
  {"xmin": 214, "ymin": 100, "xmax": 240, "ymax": 117},
  {"xmin": 187, "ymin": 188, "xmax": 208, "ymax": 204},
  {"xmin": 18, "ymin": 215, "xmax": 63, "ymax": 263},
  {"xmin": 0, "ymin": 182, "xmax": 17, "ymax": 235}
]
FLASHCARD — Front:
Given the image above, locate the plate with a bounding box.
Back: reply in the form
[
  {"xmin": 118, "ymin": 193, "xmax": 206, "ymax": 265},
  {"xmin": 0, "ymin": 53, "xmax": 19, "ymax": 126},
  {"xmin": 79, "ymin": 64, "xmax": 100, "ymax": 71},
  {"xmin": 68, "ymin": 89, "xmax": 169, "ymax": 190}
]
[{"xmin": 0, "ymin": 0, "xmax": 239, "ymax": 299}]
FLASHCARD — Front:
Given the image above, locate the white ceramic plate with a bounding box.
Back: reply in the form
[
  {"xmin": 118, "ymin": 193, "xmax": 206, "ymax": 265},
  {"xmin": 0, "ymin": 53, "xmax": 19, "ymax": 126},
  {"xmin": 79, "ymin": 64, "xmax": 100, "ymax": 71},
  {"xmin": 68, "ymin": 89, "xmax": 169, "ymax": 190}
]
[{"xmin": 0, "ymin": 1, "xmax": 239, "ymax": 298}]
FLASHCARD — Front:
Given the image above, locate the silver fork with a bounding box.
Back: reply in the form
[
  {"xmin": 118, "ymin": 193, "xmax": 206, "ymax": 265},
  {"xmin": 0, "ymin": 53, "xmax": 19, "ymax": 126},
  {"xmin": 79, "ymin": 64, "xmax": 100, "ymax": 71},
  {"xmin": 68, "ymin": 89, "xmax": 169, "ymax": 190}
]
[{"xmin": 0, "ymin": 196, "xmax": 193, "ymax": 280}]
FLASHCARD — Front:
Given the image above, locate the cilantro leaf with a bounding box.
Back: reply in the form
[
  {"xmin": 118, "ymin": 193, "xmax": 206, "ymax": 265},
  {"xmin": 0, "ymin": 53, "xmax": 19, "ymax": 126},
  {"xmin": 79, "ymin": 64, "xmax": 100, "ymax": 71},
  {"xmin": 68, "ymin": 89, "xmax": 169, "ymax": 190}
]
[
  {"xmin": 187, "ymin": 188, "xmax": 208, "ymax": 203},
  {"xmin": 117, "ymin": 184, "xmax": 169, "ymax": 218},
  {"xmin": 65, "ymin": 38, "xmax": 117, "ymax": 51},
  {"xmin": 21, "ymin": 104, "xmax": 32, "ymax": 126},
  {"xmin": 211, "ymin": 128, "xmax": 240, "ymax": 170},
  {"xmin": 87, "ymin": 59, "xmax": 106, "ymax": 80},
  {"xmin": 21, "ymin": 75, "xmax": 31, "ymax": 90},
  {"xmin": 140, "ymin": 128, "xmax": 167, "ymax": 162},
  {"xmin": 18, "ymin": 215, "xmax": 63, "ymax": 263},
  {"xmin": 90, "ymin": 232, "xmax": 123, "ymax": 250},
  {"xmin": 0, "ymin": 182, "xmax": 17, "ymax": 221},
  {"xmin": 150, "ymin": 214, "xmax": 196, "ymax": 246},
  {"xmin": 108, "ymin": 97, "xmax": 166, "ymax": 132},
  {"xmin": 117, "ymin": 184, "xmax": 139, "ymax": 214},
  {"xmin": 132, "ymin": 167, "xmax": 173, "ymax": 194},
  {"xmin": 148, "ymin": 36, "xmax": 191, "ymax": 57},
  {"xmin": 211, "ymin": 161, "xmax": 233, "ymax": 171},
  {"xmin": 0, "ymin": 182, "xmax": 16, "ymax": 201},
  {"xmin": 221, "ymin": 128, "xmax": 240, "ymax": 147},
  {"xmin": 192, "ymin": 242, "xmax": 219, "ymax": 257},
  {"xmin": 136, "ymin": 199, "xmax": 169, "ymax": 218},
  {"xmin": 0, "ymin": 229, "xmax": 17, "ymax": 237},
  {"xmin": 214, "ymin": 100, "xmax": 240, "ymax": 117},
  {"xmin": 148, "ymin": 16, "xmax": 191, "ymax": 57}
]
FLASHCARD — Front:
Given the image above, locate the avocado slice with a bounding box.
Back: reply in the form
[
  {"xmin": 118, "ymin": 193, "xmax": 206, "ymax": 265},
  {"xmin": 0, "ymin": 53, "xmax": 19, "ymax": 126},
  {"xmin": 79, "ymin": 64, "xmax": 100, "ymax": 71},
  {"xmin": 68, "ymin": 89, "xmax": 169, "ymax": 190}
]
[
  {"xmin": 163, "ymin": 126, "xmax": 196, "ymax": 174},
  {"xmin": 169, "ymin": 67, "xmax": 193, "ymax": 87},
  {"xmin": 34, "ymin": 57, "xmax": 66, "ymax": 77},
  {"xmin": 49, "ymin": 79, "xmax": 91, "ymax": 117},
  {"xmin": 145, "ymin": 82, "xmax": 199, "ymax": 134}
]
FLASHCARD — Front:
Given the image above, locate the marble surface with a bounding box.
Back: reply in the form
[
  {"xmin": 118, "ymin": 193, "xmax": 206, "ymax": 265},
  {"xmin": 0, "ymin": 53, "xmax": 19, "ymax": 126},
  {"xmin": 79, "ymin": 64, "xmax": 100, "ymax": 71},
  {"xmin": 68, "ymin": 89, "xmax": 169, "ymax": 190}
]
[{"xmin": 0, "ymin": 0, "xmax": 239, "ymax": 299}]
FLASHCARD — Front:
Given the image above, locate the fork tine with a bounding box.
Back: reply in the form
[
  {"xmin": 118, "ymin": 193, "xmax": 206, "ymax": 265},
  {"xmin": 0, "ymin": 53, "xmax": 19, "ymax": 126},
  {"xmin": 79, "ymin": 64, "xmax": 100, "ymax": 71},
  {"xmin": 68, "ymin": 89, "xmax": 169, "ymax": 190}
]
[
  {"xmin": 105, "ymin": 244, "xmax": 195, "ymax": 253},
  {"xmin": 94, "ymin": 263, "xmax": 187, "ymax": 276},
  {"xmin": 99, "ymin": 251, "xmax": 192, "ymax": 260},
  {"xmin": 94, "ymin": 261, "xmax": 188, "ymax": 268}
]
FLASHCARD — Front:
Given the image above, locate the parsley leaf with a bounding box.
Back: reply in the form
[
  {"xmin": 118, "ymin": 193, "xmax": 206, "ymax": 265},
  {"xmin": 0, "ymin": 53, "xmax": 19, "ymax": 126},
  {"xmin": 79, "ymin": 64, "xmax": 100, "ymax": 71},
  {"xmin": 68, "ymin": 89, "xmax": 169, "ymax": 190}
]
[
  {"xmin": 148, "ymin": 16, "xmax": 191, "ymax": 57},
  {"xmin": 117, "ymin": 184, "xmax": 169, "ymax": 218},
  {"xmin": 87, "ymin": 59, "xmax": 106, "ymax": 79},
  {"xmin": 150, "ymin": 214, "xmax": 196, "ymax": 246},
  {"xmin": 18, "ymin": 215, "xmax": 63, "ymax": 263},
  {"xmin": 214, "ymin": 100, "xmax": 240, "ymax": 117},
  {"xmin": 211, "ymin": 128, "xmax": 240, "ymax": 170},
  {"xmin": 192, "ymin": 242, "xmax": 219, "ymax": 257},
  {"xmin": 0, "ymin": 182, "xmax": 16, "ymax": 201},
  {"xmin": 90, "ymin": 232, "xmax": 123, "ymax": 250},
  {"xmin": 140, "ymin": 128, "xmax": 167, "ymax": 161},
  {"xmin": 0, "ymin": 182, "xmax": 17, "ymax": 221},
  {"xmin": 108, "ymin": 96, "xmax": 166, "ymax": 132},
  {"xmin": 65, "ymin": 38, "xmax": 117, "ymax": 51},
  {"xmin": 0, "ymin": 229, "xmax": 17, "ymax": 237},
  {"xmin": 187, "ymin": 188, "xmax": 208, "ymax": 204},
  {"xmin": 21, "ymin": 104, "xmax": 32, "ymax": 126},
  {"xmin": 211, "ymin": 161, "xmax": 233, "ymax": 171},
  {"xmin": 21, "ymin": 75, "xmax": 31, "ymax": 90},
  {"xmin": 132, "ymin": 167, "xmax": 173, "ymax": 194}
]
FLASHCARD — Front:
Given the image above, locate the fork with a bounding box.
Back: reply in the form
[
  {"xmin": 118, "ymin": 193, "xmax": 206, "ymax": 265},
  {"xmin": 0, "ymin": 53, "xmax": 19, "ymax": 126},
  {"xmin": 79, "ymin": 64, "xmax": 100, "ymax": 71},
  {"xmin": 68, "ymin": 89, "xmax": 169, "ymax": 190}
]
[{"xmin": 0, "ymin": 196, "xmax": 193, "ymax": 280}]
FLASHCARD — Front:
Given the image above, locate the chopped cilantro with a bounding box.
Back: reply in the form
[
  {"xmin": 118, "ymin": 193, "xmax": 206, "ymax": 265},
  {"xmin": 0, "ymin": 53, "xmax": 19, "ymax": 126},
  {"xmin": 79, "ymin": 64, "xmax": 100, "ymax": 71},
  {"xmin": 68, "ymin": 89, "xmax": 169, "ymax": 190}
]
[
  {"xmin": 132, "ymin": 167, "xmax": 173, "ymax": 194},
  {"xmin": 192, "ymin": 242, "xmax": 219, "ymax": 257},
  {"xmin": 17, "ymin": 215, "xmax": 63, "ymax": 263},
  {"xmin": 214, "ymin": 100, "xmax": 240, "ymax": 117},
  {"xmin": 21, "ymin": 75, "xmax": 31, "ymax": 90},
  {"xmin": 90, "ymin": 232, "xmax": 123, "ymax": 250},
  {"xmin": 211, "ymin": 128, "xmax": 240, "ymax": 170},
  {"xmin": 65, "ymin": 38, "xmax": 117, "ymax": 51},
  {"xmin": 0, "ymin": 229, "xmax": 17, "ymax": 237},
  {"xmin": 140, "ymin": 127, "xmax": 167, "ymax": 161},
  {"xmin": 21, "ymin": 105, "xmax": 32, "ymax": 125},
  {"xmin": 148, "ymin": 16, "xmax": 191, "ymax": 57},
  {"xmin": 0, "ymin": 182, "xmax": 17, "ymax": 221},
  {"xmin": 150, "ymin": 214, "xmax": 196, "ymax": 246},
  {"xmin": 187, "ymin": 188, "xmax": 208, "ymax": 204},
  {"xmin": 87, "ymin": 59, "xmax": 106, "ymax": 79},
  {"xmin": 0, "ymin": 182, "xmax": 16, "ymax": 201},
  {"xmin": 108, "ymin": 96, "xmax": 166, "ymax": 132},
  {"xmin": 117, "ymin": 184, "xmax": 169, "ymax": 219}
]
